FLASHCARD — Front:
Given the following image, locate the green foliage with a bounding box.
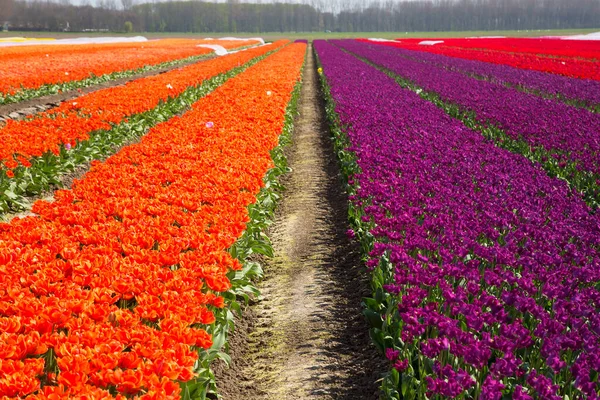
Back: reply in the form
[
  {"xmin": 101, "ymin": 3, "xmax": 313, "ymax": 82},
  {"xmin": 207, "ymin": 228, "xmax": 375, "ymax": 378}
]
[{"xmin": 124, "ymin": 20, "xmax": 133, "ymax": 33}]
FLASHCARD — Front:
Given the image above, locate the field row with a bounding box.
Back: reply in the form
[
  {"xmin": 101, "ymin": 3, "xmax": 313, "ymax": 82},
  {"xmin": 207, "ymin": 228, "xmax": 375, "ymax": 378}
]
[
  {"xmin": 0, "ymin": 40, "xmax": 286, "ymax": 215},
  {"xmin": 384, "ymin": 37, "xmax": 600, "ymax": 81},
  {"xmin": 0, "ymin": 38, "xmax": 261, "ymax": 105},
  {"xmin": 0, "ymin": 41, "xmax": 306, "ymax": 397},
  {"xmin": 362, "ymin": 39, "xmax": 600, "ymax": 111},
  {"xmin": 394, "ymin": 37, "xmax": 600, "ymax": 59},
  {"xmin": 349, "ymin": 39, "xmax": 600, "ymax": 208},
  {"xmin": 316, "ymin": 38, "xmax": 600, "ymax": 399}
]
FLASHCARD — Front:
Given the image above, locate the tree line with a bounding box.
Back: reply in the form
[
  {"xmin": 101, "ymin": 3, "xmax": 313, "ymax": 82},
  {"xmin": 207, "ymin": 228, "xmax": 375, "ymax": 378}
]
[{"xmin": 2, "ymin": 0, "xmax": 599, "ymax": 33}]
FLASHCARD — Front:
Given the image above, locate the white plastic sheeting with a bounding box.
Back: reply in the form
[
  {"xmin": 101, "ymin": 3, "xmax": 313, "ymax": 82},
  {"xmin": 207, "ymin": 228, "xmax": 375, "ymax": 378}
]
[
  {"xmin": 198, "ymin": 41, "xmax": 269, "ymax": 57},
  {"xmin": 418, "ymin": 40, "xmax": 444, "ymax": 46},
  {"xmin": 218, "ymin": 37, "xmax": 265, "ymax": 45},
  {"xmin": 561, "ymin": 32, "xmax": 600, "ymax": 40},
  {"xmin": 540, "ymin": 32, "xmax": 600, "ymax": 40},
  {"xmin": 368, "ymin": 38, "xmax": 400, "ymax": 42},
  {"xmin": 227, "ymin": 42, "xmax": 270, "ymax": 54},
  {"xmin": 196, "ymin": 44, "xmax": 229, "ymax": 56}
]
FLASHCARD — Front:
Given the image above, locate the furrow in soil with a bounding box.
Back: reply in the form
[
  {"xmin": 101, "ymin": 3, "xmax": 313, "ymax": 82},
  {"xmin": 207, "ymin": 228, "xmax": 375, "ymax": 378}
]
[{"xmin": 215, "ymin": 43, "xmax": 383, "ymax": 400}]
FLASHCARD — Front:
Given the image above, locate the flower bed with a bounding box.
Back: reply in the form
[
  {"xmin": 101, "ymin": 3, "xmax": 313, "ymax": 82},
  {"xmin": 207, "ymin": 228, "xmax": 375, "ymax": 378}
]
[
  {"xmin": 338, "ymin": 39, "xmax": 600, "ymax": 207},
  {"xmin": 383, "ymin": 38, "xmax": 600, "ymax": 81},
  {"xmin": 363, "ymin": 39, "xmax": 600, "ymax": 111},
  {"xmin": 316, "ymin": 39, "xmax": 600, "ymax": 400},
  {"xmin": 0, "ymin": 41, "xmax": 286, "ymax": 215},
  {"xmin": 393, "ymin": 37, "xmax": 600, "ymax": 60},
  {"xmin": 0, "ymin": 39, "xmax": 260, "ymax": 104},
  {"xmin": 0, "ymin": 42, "xmax": 305, "ymax": 398}
]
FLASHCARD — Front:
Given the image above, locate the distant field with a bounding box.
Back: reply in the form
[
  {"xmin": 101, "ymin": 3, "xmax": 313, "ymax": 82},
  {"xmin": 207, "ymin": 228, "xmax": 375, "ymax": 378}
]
[{"xmin": 0, "ymin": 28, "xmax": 598, "ymax": 40}]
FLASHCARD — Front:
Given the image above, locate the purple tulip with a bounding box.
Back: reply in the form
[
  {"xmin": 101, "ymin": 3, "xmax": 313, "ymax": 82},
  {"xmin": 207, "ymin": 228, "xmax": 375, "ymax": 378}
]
[
  {"xmin": 315, "ymin": 39, "xmax": 600, "ymax": 398},
  {"xmin": 367, "ymin": 40, "xmax": 600, "ymax": 109},
  {"xmin": 334, "ymin": 39, "xmax": 600, "ymax": 178}
]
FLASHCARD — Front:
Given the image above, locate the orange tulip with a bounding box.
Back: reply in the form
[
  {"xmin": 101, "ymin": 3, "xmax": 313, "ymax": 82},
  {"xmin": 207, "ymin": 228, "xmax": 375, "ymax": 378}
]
[
  {"xmin": 0, "ymin": 42, "xmax": 306, "ymax": 396},
  {"xmin": 0, "ymin": 39, "xmax": 261, "ymax": 95},
  {"xmin": 0, "ymin": 41, "xmax": 284, "ymax": 169}
]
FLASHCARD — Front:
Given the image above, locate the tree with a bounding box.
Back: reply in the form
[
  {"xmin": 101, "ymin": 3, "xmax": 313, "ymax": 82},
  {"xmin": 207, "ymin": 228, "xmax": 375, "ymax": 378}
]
[
  {"xmin": 123, "ymin": 20, "xmax": 133, "ymax": 31},
  {"xmin": 121, "ymin": 0, "xmax": 134, "ymax": 11},
  {"xmin": 5, "ymin": 0, "xmax": 600, "ymax": 34},
  {"xmin": 0, "ymin": 0, "xmax": 14, "ymax": 24}
]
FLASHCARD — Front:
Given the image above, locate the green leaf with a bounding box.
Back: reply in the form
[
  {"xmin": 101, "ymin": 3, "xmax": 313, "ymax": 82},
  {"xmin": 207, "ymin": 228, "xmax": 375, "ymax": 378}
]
[
  {"xmin": 250, "ymin": 241, "xmax": 274, "ymax": 257},
  {"xmin": 210, "ymin": 330, "xmax": 226, "ymax": 351},
  {"xmin": 217, "ymin": 351, "xmax": 232, "ymax": 366},
  {"xmin": 390, "ymin": 367, "xmax": 400, "ymax": 386},
  {"xmin": 401, "ymin": 372, "xmax": 412, "ymax": 396},
  {"xmin": 369, "ymin": 328, "xmax": 386, "ymax": 353}
]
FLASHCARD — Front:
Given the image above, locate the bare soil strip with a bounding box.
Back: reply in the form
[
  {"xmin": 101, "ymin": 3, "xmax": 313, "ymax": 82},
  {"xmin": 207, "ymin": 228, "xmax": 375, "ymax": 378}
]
[
  {"xmin": 214, "ymin": 44, "xmax": 383, "ymax": 400},
  {"xmin": 0, "ymin": 53, "xmax": 217, "ymax": 122}
]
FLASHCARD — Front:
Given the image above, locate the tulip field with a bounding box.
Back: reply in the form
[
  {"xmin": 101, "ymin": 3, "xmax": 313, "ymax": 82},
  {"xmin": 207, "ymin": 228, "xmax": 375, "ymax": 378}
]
[
  {"xmin": 0, "ymin": 40, "xmax": 286, "ymax": 214},
  {"xmin": 1, "ymin": 32, "xmax": 600, "ymax": 399},
  {"xmin": 0, "ymin": 38, "xmax": 263, "ymax": 105},
  {"xmin": 370, "ymin": 38, "xmax": 600, "ymax": 81},
  {"xmin": 315, "ymin": 36, "xmax": 600, "ymax": 399},
  {"xmin": 0, "ymin": 39, "xmax": 305, "ymax": 397}
]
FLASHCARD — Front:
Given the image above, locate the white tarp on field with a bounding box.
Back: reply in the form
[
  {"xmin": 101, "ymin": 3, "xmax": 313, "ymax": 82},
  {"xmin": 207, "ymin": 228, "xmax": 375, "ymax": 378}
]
[
  {"xmin": 562, "ymin": 31, "xmax": 600, "ymax": 40},
  {"xmin": 209, "ymin": 37, "xmax": 265, "ymax": 45},
  {"xmin": 368, "ymin": 38, "xmax": 400, "ymax": 42},
  {"xmin": 0, "ymin": 36, "xmax": 148, "ymax": 47},
  {"xmin": 418, "ymin": 40, "xmax": 444, "ymax": 46},
  {"xmin": 196, "ymin": 44, "xmax": 229, "ymax": 56},
  {"xmin": 227, "ymin": 42, "xmax": 270, "ymax": 54},
  {"xmin": 198, "ymin": 42, "xmax": 269, "ymax": 57},
  {"xmin": 540, "ymin": 32, "xmax": 600, "ymax": 40}
]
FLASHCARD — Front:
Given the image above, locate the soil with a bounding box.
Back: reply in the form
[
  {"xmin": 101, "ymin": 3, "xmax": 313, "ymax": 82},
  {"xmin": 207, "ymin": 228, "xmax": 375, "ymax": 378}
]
[
  {"xmin": 213, "ymin": 44, "xmax": 384, "ymax": 399},
  {"xmin": 0, "ymin": 53, "xmax": 216, "ymax": 122}
]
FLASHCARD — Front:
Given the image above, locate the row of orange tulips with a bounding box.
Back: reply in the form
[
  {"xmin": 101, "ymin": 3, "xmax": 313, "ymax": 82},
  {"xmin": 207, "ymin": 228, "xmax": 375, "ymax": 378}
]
[
  {"xmin": 0, "ymin": 41, "xmax": 285, "ymax": 215},
  {"xmin": 0, "ymin": 40, "xmax": 282, "ymax": 169},
  {"xmin": 0, "ymin": 42, "xmax": 305, "ymax": 398},
  {"xmin": 0, "ymin": 39, "xmax": 258, "ymax": 103}
]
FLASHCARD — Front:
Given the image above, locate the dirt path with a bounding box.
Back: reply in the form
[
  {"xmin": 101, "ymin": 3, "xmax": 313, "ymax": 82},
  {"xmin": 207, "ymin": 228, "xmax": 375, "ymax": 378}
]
[{"xmin": 215, "ymin": 44, "xmax": 383, "ymax": 400}]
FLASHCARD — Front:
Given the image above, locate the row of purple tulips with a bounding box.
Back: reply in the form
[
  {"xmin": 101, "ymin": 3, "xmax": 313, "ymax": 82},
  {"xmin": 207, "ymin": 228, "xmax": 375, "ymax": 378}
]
[
  {"xmin": 315, "ymin": 39, "xmax": 600, "ymax": 399},
  {"xmin": 365, "ymin": 39, "xmax": 600, "ymax": 111},
  {"xmin": 333, "ymin": 40, "xmax": 600, "ymax": 208}
]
